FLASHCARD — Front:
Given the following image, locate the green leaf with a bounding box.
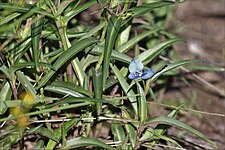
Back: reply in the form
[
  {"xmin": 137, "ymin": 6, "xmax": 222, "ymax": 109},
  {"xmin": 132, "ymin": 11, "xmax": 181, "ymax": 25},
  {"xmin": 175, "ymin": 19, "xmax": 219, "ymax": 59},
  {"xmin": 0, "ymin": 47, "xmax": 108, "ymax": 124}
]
[
  {"xmin": 57, "ymin": 0, "xmax": 80, "ymax": 16},
  {"xmin": 111, "ymin": 121, "xmax": 125, "ymax": 143},
  {"xmin": 144, "ymin": 116, "xmax": 216, "ymax": 147},
  {"xmin": 116, "ymin": 25, "xmax": 131, "ymax": 47},
  {"xmin": 65, "ymin": 0, "xmax": 97, "ymax": 23},
  {"xmin": 116, "ymin": 28, "xmax": 160, "ymax": 53},
  {"xmin": 187, "ymin": 65, "xmax": 225, "ymax": 72},
  {"xmin": 0, "ymin": 103, "xmax": 92, "ymax": 123},
  {"xmin": 34, "ymin": 139, "xmax": 45, "ymax": 149},
  {"xmin": 37, "ymin": 37, "xmax": 97, "ymax": 89},
  {"xmin": 140, "ymin": 104, "xmax": 184, "ymax": 142},
  {"xmin": 46, "ymin": 119, "xmax": 80, "ymax": 150},
  {"xmin": 136, "ymin": 81, "xmax": 147, "ymax": 123},
  {"xmin": 0, "ymin": 2, "xmax": 54, "ymax": 18},
  {"xmin": 44, "ymin": 81, "xmax": 92, "ymax": 97},
  {"xmin": 150, "ymin": 59, "xmax": 203, "ymax": 83},
  {"xmin": 110, "ymin": 64, "xmax": 138, "ymax": 115},
  {"xmin": 16, "ymin": 71, "xmax": 37, "ymax": 99},
  {"xmin": 44, "ymin": 97, "xmax": 120, "ymax": 109},
  {"xmin": 92, "ymin": 68, "xmax": 103, "ymax": 115},
  {"xmin": 91, "ymin": 45, "xmax": 132, "ymax": 64},
  {"xmin": 62, "ymin": 137, "xmax": 114, "ymax": 150},
  {"xmin": 31, "ymin": 17, "xmax": 44, "ymax": 70},
  {"xmin": 81, "ymin": 21, "xmax": 106, "ymax": 40},
  {"xmin": 102, "ymin": 15, "xmax": 122, "ymax": 87},
  {"xmin": 128, "ymin": 1, "xmax": 174, "ymax": 17},
  {"xmin": 125, "ymin": 123, "xmax": 137, "ymax": 148},
  {"xmin": 0, "ymin": 65, "xmax": 12, "ymax": 80},
  {"xmin": 27, "ymin": 127, "xmax": 59, "ymax": 142},
  {"xmin": 34, "ymin": 140, "xmax": 45, "ymax": 149},
  {"xmin": 0, "ymin": 80, "xmax": 12, "ymax": 114},
  {"xmin": 0, "ymin": 12, "xmax": 21, "ymax": 26},
  {"xmin": 9, "ymin": 62, "xmax": 55, "ymax": 73},
  {"xmin": 105, "ymin": 76, "xmax": 118, "ymax": 90},
  {"xmin": 136, "ymin": 38, "xmax": 182, "ymax": 65}
]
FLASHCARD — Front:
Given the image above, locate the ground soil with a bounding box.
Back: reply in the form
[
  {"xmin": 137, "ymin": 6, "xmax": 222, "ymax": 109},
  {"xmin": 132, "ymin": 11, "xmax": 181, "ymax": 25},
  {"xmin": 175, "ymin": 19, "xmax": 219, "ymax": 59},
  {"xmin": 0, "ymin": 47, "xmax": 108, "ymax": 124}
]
[{"xmin": 160, "ymin": 0, "xmax": 225, "ymax": 149}]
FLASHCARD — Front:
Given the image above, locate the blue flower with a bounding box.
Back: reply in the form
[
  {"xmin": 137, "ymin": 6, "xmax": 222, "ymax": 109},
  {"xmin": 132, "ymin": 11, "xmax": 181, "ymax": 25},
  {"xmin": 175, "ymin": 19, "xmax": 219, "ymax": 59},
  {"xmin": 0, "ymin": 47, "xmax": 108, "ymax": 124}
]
[{"xmin": 128, "ymin": 59, "xmax": 154, "ymax": 80}]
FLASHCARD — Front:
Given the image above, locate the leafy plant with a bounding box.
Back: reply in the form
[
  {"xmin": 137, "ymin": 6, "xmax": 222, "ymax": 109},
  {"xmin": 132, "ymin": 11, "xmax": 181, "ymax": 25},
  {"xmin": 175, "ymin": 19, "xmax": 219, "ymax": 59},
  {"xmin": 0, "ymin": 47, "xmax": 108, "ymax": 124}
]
[{"xmin": 0, "ymin": 0, "xmax": 217, "ymax": 149}]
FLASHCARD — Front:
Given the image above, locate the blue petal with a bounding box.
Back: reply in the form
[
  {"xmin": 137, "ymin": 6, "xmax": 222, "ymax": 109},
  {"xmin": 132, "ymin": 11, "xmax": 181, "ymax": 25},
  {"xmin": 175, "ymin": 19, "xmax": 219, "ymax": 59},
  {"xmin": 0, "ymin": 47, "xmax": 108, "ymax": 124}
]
[
  {"xmin": 128, "ymin": 73, "xmax": 141, "ymax": 80},
  {"xmin": 141, "ymin": 68, "xmax": 154, "ymax": 79},
  {"xmin": 128, "ymin": 59, "xmax": 144, "ymax": 73}
]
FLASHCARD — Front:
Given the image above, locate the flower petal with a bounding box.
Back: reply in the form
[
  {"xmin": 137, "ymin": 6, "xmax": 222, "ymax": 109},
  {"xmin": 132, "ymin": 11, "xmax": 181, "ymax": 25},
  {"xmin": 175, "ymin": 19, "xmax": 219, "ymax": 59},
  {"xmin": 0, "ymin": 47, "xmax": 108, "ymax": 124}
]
[
  {"xmin": 141, "ymin": 68, "xmax": 154, "ymax": 79},
  {"xmin": 128, "ymin": 59, "xmax": 144, "ymax": 73},
  {"xmin": 128, "ymin": 73, "xmax": 141, "ymax": 80}
]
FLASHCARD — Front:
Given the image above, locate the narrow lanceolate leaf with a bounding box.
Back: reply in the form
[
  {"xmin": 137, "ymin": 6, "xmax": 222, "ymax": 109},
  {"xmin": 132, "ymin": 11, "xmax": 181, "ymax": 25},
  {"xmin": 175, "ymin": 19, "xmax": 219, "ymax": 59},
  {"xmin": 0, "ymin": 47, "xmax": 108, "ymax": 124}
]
[
  {"xmin": 16, "ymin": 71, "xmax": 37, "ymax": 99},
  {"xmin": 102, "ymin": 15, "xmax": 122, "ymax": 87},
  {"xmin": 37, "ymin": 37, "xmax": 97, "ymax": 89},
  {"xmin": 91, "ymin": 45, "xmax": 132, "ymax": 64},
  {"xmin": 116, "ymin": 28, "xmax": 160, "ymax": 53},
  {"xmin": 136, "ymin": 81, "xmax": 147, "ymax": 123},
  {"xmin": 0, "ymin": 80, "xmax": 12, "ymax": 114},
  {"xmin": 123, "ymin": 110, "xmax": 137, "ymax": 149},
  {"xmin": 65, "ymin": 0, "xmax": 97, "ymax": 23},
  {"xmin": 0, "ymin": 12, "xmax": 21, "ymax": 26},
  {"xmin": 125, "ymin": 124, "xmax": 137, "ymax": 148},
  {"xmin": 62, "ymin": 137, "xmax": 114, "ymax": 150},
  {"xmin": 0, "ymin": 2, "xmax": 54, "ymax": 18},
  {"xmin": 128, "ymin": 1, "xmax": 174, "ymax": 17},
  {"xmin": 92, "ymin": 68, "xmax": 103, "ymax": 115},
  {"xmin": 27, "ymin": 127, "xmax": 59, "ymax": 143},
  {"xmin": 57, "ymin": 0, "xmax": 80, "ymax": 16},
  {"xmin": 44, "ymin": 85, "xmax": 85, "ymax": 97},
  {"xmin": 150, "ymin": 59, "xmax": 203, "ymax": 83},
  {"xmin": 111, "ymin": 121, "xmax": 125, "ymax": 143},
  {"xmin": 81, "ymin": 21, "xmax": 106, "ymax": 40},
  {"xmin": 34, "ymin": 140, "xmax": 45, "ymax": 150},
  {"xmin": 140, "ymin": 104, "xmax": 183, "ymax": 142},
  {"xmin": 144, "ymin": 116, "xmax": 216, "ymax": 147},
  {"xmin": 46, "ymin": 119, "xmax": 80, "ymax": 150},
  {"xmin": 45, "ymin": 81, "xmax": 92, "ymax": 97},
  {"xmin": 31, "ymin": 17, "xmax": 44, "ymax": 70},
  {"xmin": 9, "ymin": 62, "xmax": 55, "ymax": 73},
  {"xmin": 0, "ymin": 65, "xmax": 11, "ymax": 80},
  {"xmin": 110, "ymin": 64, "xmax": 138, "ymax": 115},
  {"xmin": 136, "ymin": 38, "xmax": 182, "ymax": 65}
]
